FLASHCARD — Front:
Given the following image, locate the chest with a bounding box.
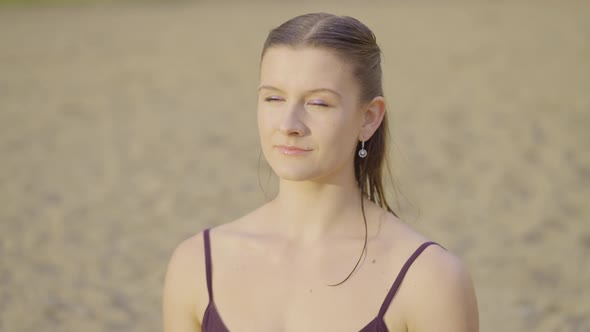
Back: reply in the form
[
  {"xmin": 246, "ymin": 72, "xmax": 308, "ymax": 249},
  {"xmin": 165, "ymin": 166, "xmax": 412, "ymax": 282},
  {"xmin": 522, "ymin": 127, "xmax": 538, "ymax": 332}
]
[{"xmin": 201, "ymin": 239, "xmax": 409, "ymax": 332}]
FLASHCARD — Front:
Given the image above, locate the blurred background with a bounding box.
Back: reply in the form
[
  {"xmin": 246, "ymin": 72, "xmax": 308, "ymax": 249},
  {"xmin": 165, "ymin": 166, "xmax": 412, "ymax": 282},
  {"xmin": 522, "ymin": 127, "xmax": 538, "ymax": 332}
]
[{"xmin": 0, "ymin": 0, "xmax": 589, "ymax": 331}]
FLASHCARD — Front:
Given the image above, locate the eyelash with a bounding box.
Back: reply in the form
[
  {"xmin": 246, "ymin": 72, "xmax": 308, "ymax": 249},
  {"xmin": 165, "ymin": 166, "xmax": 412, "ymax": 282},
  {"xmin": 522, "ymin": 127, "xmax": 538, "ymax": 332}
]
[{"xmin": 264, "ymin": 97, "xmax": 329, "ymax": 107}]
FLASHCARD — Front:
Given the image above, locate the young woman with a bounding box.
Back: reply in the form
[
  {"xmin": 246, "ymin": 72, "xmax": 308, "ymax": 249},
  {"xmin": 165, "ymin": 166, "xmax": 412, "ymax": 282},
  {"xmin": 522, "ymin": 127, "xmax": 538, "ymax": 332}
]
[{"xmin": 163, "ymin": 13, "xmax": 479, "ymax": 332}]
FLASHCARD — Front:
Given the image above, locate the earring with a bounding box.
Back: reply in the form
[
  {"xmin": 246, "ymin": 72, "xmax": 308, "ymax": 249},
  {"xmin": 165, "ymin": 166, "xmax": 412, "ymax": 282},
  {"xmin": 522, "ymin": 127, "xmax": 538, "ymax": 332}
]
[{"xmin": 358, "ymin": 141, "xmax": 367, "ymax": 158}]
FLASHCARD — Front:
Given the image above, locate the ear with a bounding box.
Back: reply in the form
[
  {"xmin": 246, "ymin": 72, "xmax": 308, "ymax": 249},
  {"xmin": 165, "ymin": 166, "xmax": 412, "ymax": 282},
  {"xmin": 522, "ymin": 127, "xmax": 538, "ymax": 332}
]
[{"xmin": 359, "ymin": 96, "xmax": 386, "ymax": 141}]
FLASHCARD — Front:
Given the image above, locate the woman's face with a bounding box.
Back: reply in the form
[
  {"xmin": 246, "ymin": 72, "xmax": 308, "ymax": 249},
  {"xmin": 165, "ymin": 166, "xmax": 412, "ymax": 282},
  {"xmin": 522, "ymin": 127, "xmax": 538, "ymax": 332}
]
[{"xmin": 257, "ymin": 46, "xmax": 365, "ymax": 182}]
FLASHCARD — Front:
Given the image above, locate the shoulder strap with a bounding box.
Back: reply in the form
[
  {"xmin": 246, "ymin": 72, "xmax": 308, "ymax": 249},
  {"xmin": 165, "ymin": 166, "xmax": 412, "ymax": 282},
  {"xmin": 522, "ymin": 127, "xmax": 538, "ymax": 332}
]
[
  {"xmin": 203, "ymin": 228, "xmax": 214, "ymax": 302},
  {"xmin": 377, "ymin": 241, "xmax": 441, "ymax": 317}
]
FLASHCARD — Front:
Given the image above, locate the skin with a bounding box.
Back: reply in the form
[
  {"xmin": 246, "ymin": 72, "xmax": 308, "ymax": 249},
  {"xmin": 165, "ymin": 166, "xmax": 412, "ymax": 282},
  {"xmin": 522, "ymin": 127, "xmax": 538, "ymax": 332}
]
[{"xmin": 163, "ymin": 46, "xmax": 479, "ymax": 332}]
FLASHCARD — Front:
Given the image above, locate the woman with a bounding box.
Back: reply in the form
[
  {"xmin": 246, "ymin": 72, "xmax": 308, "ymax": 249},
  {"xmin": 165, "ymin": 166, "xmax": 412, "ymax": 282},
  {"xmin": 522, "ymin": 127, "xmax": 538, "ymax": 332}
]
[{"xmin": 163, "ymin": 13, "xmax": 479, "ymax": 332}]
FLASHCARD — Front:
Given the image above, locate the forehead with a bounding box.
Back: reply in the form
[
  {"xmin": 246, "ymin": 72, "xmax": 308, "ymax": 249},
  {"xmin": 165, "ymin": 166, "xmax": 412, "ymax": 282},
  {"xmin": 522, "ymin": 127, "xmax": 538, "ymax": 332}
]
[{"xmin": 260, "ymin": 46, "xmax": 357, "ymax": 93}]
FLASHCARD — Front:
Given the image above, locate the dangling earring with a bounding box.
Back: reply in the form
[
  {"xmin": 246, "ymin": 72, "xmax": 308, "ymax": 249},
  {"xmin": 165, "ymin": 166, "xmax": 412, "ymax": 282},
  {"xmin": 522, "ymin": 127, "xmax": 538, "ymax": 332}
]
[{"xmin": 358, "ymin": 141, "xmax": 367, "ymax": 158}]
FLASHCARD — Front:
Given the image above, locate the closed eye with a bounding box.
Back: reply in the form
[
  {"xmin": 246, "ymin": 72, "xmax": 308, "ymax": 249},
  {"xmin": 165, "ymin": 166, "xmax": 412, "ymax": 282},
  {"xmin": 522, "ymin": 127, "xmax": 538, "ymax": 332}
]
[
  {"xmin": 264, "ymin": 96, "xmax": 284, "ymax": 102},
  {"xmin": 307, "ymin": 101, "xmax": 330, "ymax": 107}
]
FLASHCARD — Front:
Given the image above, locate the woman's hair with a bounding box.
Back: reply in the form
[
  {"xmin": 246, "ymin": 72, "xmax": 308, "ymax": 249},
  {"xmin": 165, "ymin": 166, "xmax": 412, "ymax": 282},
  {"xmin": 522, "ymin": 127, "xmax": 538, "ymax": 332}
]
[
  {"xmin": 261, "ymin": 13, "xmax": 399, "ymax": 285},
  {"xmin": 262, "ymin": 13, "xmax": 396, "ymax": 215}
]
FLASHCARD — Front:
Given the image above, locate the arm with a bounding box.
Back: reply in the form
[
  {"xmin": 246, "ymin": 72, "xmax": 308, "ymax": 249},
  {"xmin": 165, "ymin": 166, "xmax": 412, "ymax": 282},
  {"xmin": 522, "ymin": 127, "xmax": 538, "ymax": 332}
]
[
  {"xmin": 406, "ymin": 246, "xmax": 479, "ymax": 332},
  {"xmin": 163, "ymin": 237, "xmax": 203, "ymax": 332}
]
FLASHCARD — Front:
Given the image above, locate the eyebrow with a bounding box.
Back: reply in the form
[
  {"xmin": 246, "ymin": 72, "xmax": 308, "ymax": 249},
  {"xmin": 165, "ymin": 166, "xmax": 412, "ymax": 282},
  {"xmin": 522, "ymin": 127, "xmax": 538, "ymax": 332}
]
[{"xmin": 257, "ymin": 85, "xmax": 342, "ymax": 99}]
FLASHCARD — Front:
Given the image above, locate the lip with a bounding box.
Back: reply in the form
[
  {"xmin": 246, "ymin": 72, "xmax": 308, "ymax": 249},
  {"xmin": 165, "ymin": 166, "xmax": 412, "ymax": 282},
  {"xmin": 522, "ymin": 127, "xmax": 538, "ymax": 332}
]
[{"xmin": 275, "ymin": 145, "xmax": 312, "ymax": 156}]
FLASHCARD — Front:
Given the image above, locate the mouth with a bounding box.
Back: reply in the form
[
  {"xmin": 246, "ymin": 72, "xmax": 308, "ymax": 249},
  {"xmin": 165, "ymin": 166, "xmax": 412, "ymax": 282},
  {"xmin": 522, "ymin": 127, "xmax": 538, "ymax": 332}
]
[{"xmin": 274, "ymin": 145, "xmax": 312, "ymax": 156}]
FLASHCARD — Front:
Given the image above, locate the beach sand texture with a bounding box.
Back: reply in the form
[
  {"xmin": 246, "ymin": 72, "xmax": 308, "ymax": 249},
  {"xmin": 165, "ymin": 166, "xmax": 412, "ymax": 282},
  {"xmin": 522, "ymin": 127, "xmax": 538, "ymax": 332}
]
[{"xmin": 0, "ymin": 1, "xmax": 589, "ymax": 331}]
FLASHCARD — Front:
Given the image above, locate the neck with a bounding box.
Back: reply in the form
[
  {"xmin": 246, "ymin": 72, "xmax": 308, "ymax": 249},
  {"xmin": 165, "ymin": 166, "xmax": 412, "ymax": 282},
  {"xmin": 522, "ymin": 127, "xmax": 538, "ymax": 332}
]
[{"xmin": 269, "ymin": 172, "xmax": 365, "ymax": 244}]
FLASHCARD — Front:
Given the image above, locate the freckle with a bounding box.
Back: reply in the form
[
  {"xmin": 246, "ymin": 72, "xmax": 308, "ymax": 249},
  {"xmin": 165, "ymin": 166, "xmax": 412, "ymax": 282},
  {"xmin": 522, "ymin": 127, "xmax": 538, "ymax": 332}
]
[
  {"xmin": 309, "ymin": 289, "xmax": 312, "ymax": 293},
  {"xmin": 372, "ymin": 259, "xmax": 376, "ymax": 264}
]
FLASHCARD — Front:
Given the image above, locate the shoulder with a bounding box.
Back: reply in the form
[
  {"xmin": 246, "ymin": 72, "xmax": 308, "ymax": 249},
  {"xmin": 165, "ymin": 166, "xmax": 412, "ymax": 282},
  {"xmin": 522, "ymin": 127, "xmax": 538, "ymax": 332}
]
[
  {"xmin": 165, "ymin": 232, "xmax": 207, "ymax": 285},
  {"xmin": 163, "ymin": 231, "xmax": 208, "ymax": 331},
  {"xmin": 377, "ymin": 214, "xmax": 478, "ymax": 331},
  {"xmin": 165, "ymin": 231, "xmax": 206, "ymax": 287},
  {"xmin": 401, "ymin": 240, "xmax": 479, "ymax": 332},
  {"xmin": 407, "ymin": 243, "xmax": 471, "ymax": 292}
]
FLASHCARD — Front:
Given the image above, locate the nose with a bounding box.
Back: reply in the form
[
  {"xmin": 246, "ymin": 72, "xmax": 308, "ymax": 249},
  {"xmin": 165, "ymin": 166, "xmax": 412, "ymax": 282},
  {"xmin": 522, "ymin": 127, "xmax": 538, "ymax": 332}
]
[{"xmin": 279, "ymin": 102, "xmax": 307, "ymax": 136}]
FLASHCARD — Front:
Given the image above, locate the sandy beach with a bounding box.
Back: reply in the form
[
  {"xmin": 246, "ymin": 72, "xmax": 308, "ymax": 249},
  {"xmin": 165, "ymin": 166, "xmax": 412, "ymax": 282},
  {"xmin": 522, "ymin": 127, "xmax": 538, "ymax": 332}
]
[{"xmin": 0, "ymin": 1, "xmax": 589, "ymax": 331}]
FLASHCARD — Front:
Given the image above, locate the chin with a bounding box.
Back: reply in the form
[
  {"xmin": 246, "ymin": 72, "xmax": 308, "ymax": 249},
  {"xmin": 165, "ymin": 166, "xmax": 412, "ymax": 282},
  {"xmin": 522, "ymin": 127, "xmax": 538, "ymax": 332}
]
[
  {"xmin": 263, "ymin": 148, "xmax": 346, "ymax": 182},
  {"xmin": 271, "ymin": 165, "xmax": 319, "ymax": 181}
]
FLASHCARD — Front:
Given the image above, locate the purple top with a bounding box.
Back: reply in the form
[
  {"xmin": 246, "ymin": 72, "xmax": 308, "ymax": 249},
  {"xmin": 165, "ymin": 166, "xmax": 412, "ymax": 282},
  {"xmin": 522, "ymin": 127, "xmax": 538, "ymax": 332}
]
[{"xmin": 202, "ymin": 228, "xmax": 440, "ymax": 332}]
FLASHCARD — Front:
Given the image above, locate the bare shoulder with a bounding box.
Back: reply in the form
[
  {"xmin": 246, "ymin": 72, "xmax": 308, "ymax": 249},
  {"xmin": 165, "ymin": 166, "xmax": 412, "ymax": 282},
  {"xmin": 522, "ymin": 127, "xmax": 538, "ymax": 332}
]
[
  {"xmin": 395, "ymin": 230, "xmax": 479, "ymax": 331},
  {"xmin": 163, "ymin": 231, "xmax": 207, "ymax": 332},
  {"xmin": 377, "ymin": 213, "xmax": 478, "ymax": 332},
  {"xmin": 408, "ymin": 243, "xmax": 474, "ymax": 296}
]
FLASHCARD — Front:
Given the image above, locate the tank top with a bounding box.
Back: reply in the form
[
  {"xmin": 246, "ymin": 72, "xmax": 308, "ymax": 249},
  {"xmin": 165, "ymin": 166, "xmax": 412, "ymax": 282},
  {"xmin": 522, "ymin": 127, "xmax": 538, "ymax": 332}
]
[{"xmin": 201, "ymin": 228, "xmax": 441, "ymax": 332}]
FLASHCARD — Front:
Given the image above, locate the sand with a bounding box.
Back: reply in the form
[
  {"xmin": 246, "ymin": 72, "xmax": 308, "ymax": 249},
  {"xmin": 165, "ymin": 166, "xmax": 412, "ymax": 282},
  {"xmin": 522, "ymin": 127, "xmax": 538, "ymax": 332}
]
[{"xmin": 0, "ymin": 1, "xmax": 589, "ymax": 331}]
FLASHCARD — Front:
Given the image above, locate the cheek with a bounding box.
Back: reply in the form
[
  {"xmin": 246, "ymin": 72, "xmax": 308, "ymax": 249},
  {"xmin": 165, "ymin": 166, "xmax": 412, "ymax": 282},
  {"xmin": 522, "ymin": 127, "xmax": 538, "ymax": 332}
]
[
  {"xmin": 317, "ymin": 117, "xmax": 359, "ymax": 157},
  {"xmin": 257, "ymin": 108, "xmax": 274, "ymax": 144}
]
